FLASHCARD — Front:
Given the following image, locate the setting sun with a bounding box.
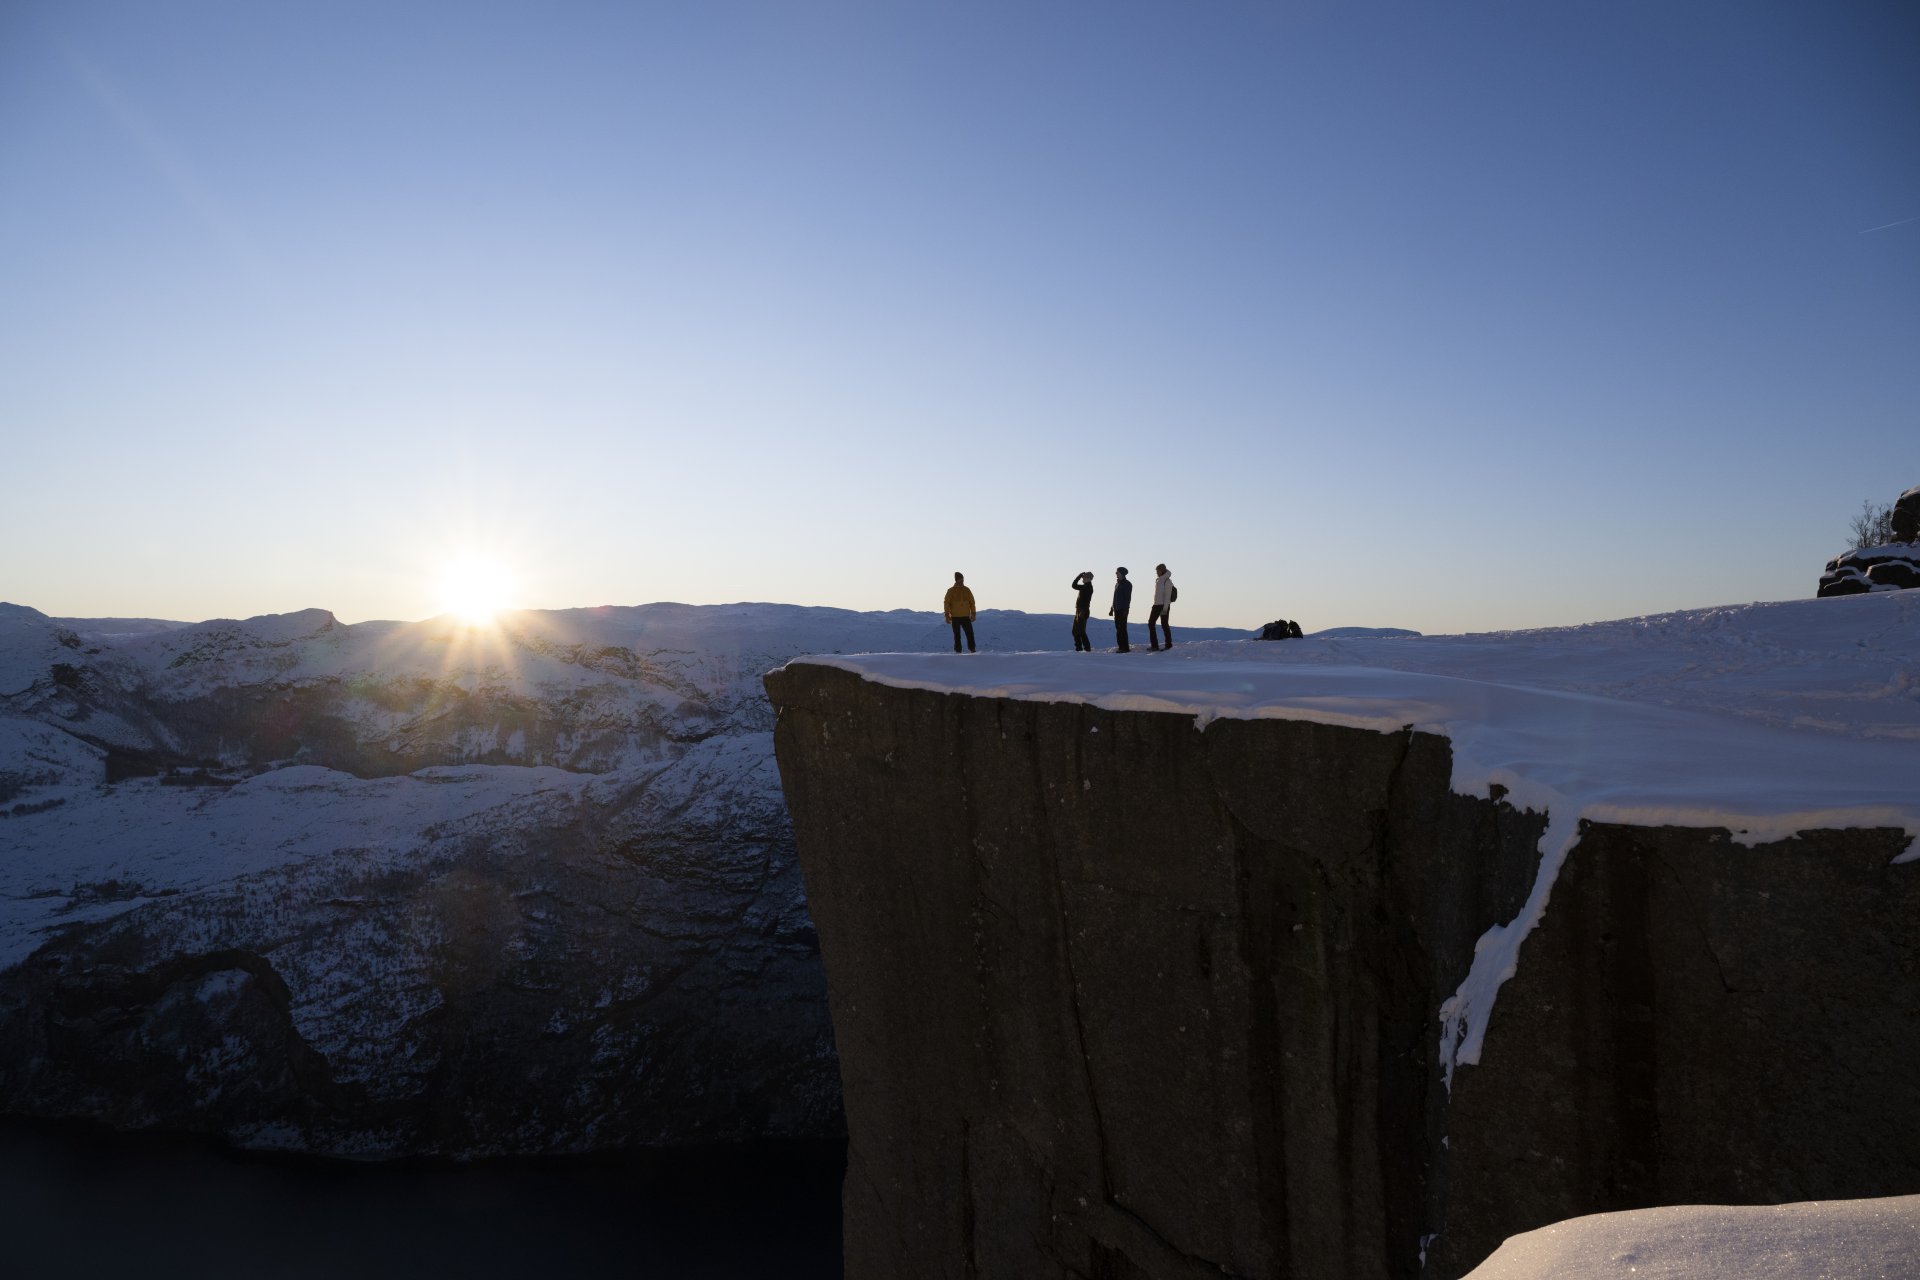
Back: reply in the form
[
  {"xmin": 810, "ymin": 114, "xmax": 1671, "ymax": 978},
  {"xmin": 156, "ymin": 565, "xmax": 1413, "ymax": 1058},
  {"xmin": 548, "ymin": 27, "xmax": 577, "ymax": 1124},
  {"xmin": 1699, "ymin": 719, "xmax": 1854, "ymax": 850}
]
[{"xmin": 437, "ymin": 557, "xmax": 515, "ymax": 624}]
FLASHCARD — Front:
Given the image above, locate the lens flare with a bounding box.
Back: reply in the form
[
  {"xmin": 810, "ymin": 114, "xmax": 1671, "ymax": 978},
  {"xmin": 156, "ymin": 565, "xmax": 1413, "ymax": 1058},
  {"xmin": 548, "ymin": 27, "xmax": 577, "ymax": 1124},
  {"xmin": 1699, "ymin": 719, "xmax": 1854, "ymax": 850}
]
[{"xmin": 437, "ymin": 557, "xmax": 515, "ymax": 625}]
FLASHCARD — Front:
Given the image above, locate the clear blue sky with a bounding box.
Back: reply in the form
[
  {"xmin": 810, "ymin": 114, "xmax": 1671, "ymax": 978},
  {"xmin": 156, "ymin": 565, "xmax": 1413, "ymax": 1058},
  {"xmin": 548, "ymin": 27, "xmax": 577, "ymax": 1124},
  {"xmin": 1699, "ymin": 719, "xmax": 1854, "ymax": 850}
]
[{"xmin": 3, "ymin": 0, "xmax": 1914, "ymax": 633}]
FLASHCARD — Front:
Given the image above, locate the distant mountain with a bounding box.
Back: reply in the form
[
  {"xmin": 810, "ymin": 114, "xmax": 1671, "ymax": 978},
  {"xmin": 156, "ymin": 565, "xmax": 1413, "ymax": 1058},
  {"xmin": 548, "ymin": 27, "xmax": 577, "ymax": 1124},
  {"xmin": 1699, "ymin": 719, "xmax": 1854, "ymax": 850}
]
[
  {"xmin": 0, "ymin": 599, "xmax": 1339, "ymax": 1157},
  {"xmin": 1309, "ymin": 625, "xmax": 1421, "ymax": 639},
  {"xmin": 50, "ymin": 617, "xmax": 193, "ymax": 639}
]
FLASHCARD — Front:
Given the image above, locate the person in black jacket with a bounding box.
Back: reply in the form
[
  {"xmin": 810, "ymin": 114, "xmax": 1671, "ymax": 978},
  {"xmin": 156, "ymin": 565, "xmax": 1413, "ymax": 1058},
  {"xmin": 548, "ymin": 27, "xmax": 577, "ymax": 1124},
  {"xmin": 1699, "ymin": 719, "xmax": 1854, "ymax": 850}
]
[
  {"xmin": 1070, "ymin": 571, "xmax": 1094, "ymax": 651},
  {"xmin": 1109, "ymin": 567, "xmax": 1132, "ymax": 652}
]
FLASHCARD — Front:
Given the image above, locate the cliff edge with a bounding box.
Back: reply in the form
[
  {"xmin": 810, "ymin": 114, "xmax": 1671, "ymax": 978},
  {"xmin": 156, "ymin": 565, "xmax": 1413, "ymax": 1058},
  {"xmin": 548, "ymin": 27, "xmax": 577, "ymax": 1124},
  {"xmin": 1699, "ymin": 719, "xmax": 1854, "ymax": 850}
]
[{"xmin": 766, "ymin": 594, "xmax": 1920, "ymax": 1279}]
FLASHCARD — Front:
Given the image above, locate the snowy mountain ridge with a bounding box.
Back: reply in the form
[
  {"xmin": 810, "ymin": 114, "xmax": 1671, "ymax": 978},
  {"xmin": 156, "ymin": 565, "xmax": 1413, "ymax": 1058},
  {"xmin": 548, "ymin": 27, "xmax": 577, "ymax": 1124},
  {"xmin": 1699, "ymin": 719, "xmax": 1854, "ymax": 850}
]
[{"xmin": 0, "ymin": 598, "xmax": 1253, "ymax": 1156}]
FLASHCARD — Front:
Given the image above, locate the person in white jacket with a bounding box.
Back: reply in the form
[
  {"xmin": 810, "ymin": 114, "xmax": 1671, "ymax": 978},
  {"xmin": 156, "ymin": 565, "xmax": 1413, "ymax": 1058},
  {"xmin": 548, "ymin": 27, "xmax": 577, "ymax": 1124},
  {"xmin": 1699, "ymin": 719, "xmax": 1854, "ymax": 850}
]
[{"xmin": 1148, "ymin": 564, "xmax": 1175, "ymax": 651}]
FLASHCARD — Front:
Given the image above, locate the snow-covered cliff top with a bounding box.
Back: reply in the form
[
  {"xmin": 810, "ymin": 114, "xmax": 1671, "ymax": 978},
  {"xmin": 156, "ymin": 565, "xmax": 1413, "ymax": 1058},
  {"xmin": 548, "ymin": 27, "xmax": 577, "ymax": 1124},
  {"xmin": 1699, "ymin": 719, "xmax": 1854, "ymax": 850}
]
[
  {"xmin": 796, "ymin": 591, "xmax": 1920, "ymax": 848},
  {"xmin": 793, "ymin": 590, "xmax": 1920, "ymax": 1088}
]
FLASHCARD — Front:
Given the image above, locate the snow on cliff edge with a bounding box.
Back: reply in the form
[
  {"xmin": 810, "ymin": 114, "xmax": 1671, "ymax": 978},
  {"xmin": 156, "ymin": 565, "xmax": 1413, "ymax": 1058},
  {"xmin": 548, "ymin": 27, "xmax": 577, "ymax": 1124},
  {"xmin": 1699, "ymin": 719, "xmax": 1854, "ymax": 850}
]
[{"xmin": 788, "ymin": 591, "xmax": 1920, "ymax": 1087}]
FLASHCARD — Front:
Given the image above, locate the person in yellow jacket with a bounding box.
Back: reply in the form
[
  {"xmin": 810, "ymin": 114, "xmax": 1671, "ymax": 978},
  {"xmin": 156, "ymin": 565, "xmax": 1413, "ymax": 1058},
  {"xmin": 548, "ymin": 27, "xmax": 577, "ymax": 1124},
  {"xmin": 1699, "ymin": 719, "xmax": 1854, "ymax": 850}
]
[{"xmin": 943, "ymin": 572, "xmax": 977, "ymax": 653}]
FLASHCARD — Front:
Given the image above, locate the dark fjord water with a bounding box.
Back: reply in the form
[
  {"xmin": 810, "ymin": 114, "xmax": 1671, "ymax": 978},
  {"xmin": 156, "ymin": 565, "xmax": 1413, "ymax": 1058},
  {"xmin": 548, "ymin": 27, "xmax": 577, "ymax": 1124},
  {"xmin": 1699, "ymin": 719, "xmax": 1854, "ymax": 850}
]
[{"xmin": 0, "ymin": 1121, "xmax": 842, "ymax": 1279}]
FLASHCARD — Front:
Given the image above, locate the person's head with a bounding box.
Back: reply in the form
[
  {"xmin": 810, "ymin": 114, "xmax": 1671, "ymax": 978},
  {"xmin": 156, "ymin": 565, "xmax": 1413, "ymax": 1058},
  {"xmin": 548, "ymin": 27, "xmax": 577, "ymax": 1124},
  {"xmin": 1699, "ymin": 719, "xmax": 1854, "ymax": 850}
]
[
  {"xmin": 954, "ymin": 571, "xmax": 964, "ymax": 584},
  {"xmin": 1156, "ymin": 563, "xmax": 1168, "ymax": 576},
  {"xmin": 1116, "ymin": 567, "xmax": 1128, "ymax": 577}
]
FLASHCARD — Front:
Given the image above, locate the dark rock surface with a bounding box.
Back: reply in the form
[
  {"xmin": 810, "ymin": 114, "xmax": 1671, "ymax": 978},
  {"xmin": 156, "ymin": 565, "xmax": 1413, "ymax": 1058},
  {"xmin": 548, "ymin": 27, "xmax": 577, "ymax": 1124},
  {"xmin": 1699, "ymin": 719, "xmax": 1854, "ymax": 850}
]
[
  {"xmin": 1895, "ymin": 486, "xmax": 1920, "ymax": 543},
  {"xmin": 1820, "ymin": 545, "xmax": 1920, "ymax": 597},
  {"xmin": 765, "ymin": 663, "xmax": 1920, "ymax": 1279},
  {"xmin": 1433, "ymin": 821, "xmax": 1920, "ymax": 1276},
  {"xmin": 1868, "ymin": 559, "xmax": 1920, "ymax": 589},
  {"xmin": 1816, "ymin": 572, "xmax": 1871, "ymax": 597}
]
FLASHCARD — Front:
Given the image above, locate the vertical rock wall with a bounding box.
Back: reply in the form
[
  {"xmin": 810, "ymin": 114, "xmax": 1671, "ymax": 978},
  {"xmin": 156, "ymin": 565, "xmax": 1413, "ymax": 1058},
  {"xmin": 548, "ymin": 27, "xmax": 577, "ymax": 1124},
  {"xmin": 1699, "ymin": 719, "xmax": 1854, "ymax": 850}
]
[
  {"xmin": 1430, "ymin": 823, "xmax": 1920, "ymax": 1275},
  {"xmin": 766, "ymin": 664, "xmax": 1920, "ymax": 1279}
]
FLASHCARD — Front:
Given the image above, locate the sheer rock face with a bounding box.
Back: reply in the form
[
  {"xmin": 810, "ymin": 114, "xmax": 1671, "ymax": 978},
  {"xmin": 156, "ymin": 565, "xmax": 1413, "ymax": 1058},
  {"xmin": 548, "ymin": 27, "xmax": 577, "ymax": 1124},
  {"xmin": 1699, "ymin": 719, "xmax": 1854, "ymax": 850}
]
[
  {"xmin": 765, "ymin": 663, "xmax": 1920, "ymax": 1280},
  {"xmin": 1434, "ymin": 823, "xmax": 1920, "ymax": 1275}
]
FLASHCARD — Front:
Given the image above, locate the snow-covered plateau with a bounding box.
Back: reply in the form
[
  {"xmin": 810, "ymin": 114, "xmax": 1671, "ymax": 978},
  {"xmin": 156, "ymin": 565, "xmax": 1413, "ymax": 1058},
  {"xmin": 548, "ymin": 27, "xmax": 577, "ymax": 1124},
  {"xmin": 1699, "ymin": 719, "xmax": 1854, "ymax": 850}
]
[{"xmin": 798, "ymin": 589, "xmax": 1920, "ymax": 1090}]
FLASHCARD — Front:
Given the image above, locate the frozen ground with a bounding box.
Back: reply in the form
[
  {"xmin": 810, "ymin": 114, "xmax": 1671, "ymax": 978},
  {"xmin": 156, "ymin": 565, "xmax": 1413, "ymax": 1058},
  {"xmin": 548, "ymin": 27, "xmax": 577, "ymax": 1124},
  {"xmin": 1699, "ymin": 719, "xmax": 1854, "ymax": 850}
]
[{"xmin": 1462, "ymin": 1194, "xmax": 1920, "ymax": 1279}]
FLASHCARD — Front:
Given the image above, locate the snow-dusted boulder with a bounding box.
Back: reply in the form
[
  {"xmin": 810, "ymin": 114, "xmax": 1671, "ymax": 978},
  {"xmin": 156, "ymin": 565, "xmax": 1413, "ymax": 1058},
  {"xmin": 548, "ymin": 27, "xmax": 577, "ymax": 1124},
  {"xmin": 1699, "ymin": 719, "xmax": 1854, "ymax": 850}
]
[
  {"xmin": 1821, "ymin": 486, "xmax": 1920, "ymax": 597},
  {"xmin": 1819, "ymin": 543, "xmax": 1920, "ymax": 597}
]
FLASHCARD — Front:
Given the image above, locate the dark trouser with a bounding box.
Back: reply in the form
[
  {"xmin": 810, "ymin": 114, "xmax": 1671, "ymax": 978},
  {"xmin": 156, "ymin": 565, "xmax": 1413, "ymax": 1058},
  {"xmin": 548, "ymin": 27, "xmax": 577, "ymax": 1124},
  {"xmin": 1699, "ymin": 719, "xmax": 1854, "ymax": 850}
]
[
  {"xmin": 1113, "ymin": 612, "xmax": 1129, "ymax": 651},
  {"xmin": 1148, "ymin": 605, "xmax": 1171, "ymax": 649},
  {"xmin": 1071, "ymin": 612, "xmax": 1090, "ymax": 651},
  {"xmin": 951, "ymin": 617, "xmax": 975, "ymax": 652}
]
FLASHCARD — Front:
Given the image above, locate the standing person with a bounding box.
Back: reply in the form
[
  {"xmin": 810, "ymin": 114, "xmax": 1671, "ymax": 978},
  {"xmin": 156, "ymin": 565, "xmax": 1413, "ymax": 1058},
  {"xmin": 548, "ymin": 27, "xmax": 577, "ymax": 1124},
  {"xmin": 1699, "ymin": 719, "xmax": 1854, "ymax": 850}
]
[
  {"xmin": 1148, "ymin": 563, "xmax": 1175, "ymax": 651},
  {"xmin": 1070, "ymin": 571, "xmax": 1094, "ymax": 651},
  {"xmin": 1108, "ymin": 567, "xmax": 1132, "ymax": 652},
  {"xmin": 943, "ymin": 572, "xmax": 977, "ymax": 653}
]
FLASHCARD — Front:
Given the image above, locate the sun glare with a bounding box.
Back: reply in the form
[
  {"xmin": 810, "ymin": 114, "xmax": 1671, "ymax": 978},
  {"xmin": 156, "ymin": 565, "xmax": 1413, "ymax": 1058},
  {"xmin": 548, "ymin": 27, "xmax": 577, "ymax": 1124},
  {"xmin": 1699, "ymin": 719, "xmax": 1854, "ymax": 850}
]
[{"xmin": 437, "ymin": 557, "xmax": 515, "ymax": 625}]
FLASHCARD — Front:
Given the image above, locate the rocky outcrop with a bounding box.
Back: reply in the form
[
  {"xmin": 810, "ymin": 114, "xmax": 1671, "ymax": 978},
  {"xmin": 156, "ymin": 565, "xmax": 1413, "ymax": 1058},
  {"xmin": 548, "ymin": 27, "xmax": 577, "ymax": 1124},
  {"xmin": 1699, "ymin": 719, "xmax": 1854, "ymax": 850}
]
[
  {"xmin": 1896, "ymin": 486, "xmax": 1920, "ymax": 544},
  {"xmin": 1820, "ymin": 545, "xmax": 1920, "ymax": 596},
  {"xmin": 1821, "ymin": 486, "xmax": 1920, "ymax": 596},
  {"xmin": 765, "ymin": 664, "xmax": 1920, "ymax": 1279}
]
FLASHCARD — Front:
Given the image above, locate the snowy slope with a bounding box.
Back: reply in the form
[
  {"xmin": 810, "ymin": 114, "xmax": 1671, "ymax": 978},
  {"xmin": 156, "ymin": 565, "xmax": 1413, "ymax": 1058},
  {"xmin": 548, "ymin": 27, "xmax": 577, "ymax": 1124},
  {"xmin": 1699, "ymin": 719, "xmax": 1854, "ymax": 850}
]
[
  {"xmin": 1463, "ymin": 1194, "xmax": 1920, "ymax": 1279},
  {"xmin": 0, "ymin": 762, "xmax": 587, "ymax": 968}
]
